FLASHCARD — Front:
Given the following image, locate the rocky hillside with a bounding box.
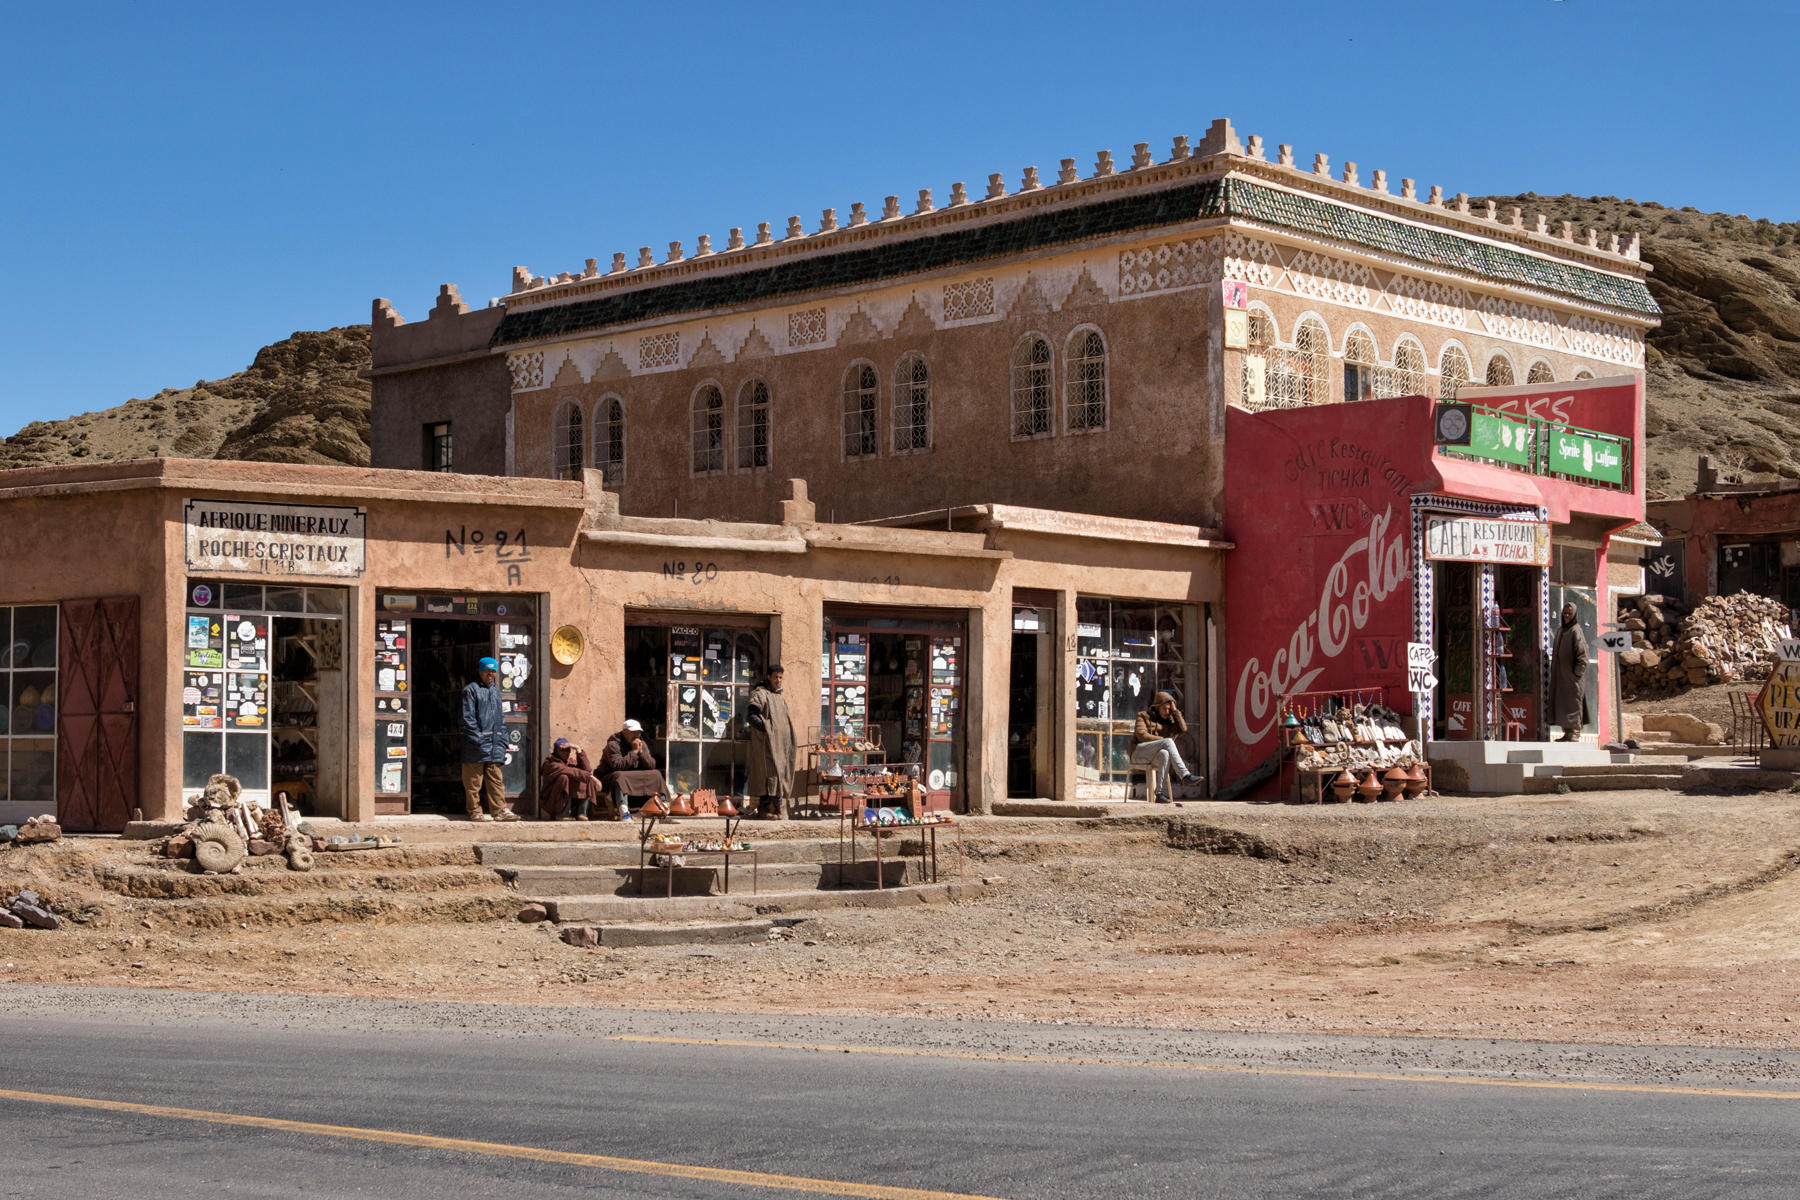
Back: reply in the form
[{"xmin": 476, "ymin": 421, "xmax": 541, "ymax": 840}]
[
  {"xmin": 3, "ymin": 198, "xmax": 1798, "ymax": 492},
  {"xmin": 0, "ymin": 326, "xmax": 371, "ymax": 471},
  {"xmin": 1479, "ymin": 194, "xmax": 1800, "ymax": 497}
]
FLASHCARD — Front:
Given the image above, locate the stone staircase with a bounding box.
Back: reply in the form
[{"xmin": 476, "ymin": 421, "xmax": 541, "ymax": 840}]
[
  {"xmin": 1428, "ymin": 739, "xmax": 1641, "ymax": 794},
  {"xmin": 1520, "ymin": 761, "xmax": 1689, "ymax": 794},
  {"xmin": 475, "ymin": 836, "xmax": 982, "ymax": 924}
]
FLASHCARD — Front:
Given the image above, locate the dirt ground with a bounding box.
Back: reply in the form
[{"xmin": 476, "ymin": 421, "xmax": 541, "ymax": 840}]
[
  {"xmin": 1625, "ymin": 681, "xmax": 1747, "ymax": 733},
  {"xmin": 5, "ymin": 791, "xmax": 1800, "ymax": 1050}
]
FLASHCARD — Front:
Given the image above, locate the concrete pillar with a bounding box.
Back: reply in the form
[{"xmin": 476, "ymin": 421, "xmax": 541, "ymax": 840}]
[{"xmin": 1054, "ymin": 589, "xmax": 1078, "ymax": 802}]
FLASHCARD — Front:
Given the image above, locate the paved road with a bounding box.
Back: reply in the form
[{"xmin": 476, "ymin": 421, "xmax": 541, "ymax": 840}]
[{"xmin": 2, "ymin": 987, "xmax": 1797, "ymax": 1198}]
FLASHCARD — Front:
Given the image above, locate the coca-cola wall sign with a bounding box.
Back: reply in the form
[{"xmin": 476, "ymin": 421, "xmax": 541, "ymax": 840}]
[{"xmin": 1224, "ymin": 402, "xmax": 1432, "ymax": 783}]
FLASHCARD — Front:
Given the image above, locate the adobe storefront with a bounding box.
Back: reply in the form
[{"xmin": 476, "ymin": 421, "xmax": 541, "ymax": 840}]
[{"xmin": 1222, "ymin": 376, "xmax": 1645, "ymax": 795}]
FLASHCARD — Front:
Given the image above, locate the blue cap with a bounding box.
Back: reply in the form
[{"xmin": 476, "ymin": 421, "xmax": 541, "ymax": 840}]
[
  {"xmin": 554, "ymin": 737, "xmax": 570, "ymax": 748},
  {"xmin": 478, "ymin": 656, "xmax": 499, "ymax": 672}
]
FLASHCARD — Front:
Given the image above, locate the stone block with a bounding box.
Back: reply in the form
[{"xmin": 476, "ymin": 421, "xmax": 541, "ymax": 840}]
[
  {"xmin": 516, "ymin": 903, "xmax": 549, "ymax": 924},
  {"xmin": 559, "ymin": 926, "xmax": 600, "ymax": 948},
  {"xmin": 1427, "ymin": 757, "xmax": 1470, "ymax": 793},
  {"xmin": 1643, "ymin": 712, "xmax": 1721, "ymax": 744},
  {"xmin": 0, "ymin": 911, "xmax": 22, "ymax": 929}
]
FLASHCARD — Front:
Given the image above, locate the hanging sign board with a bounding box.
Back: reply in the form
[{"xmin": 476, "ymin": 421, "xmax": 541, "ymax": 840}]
[
  {"xmin": 1596, "ymin": 631, "xmax": 1633, "ymax": 653},
  {"xmin": 185, "ymin": 499, "xmax": 366, "ymax": 577},
  {"xmin": 1778, "ymin": 637, "xmax": 1800, "ymax": 662},
  {"xmin": 1406, "ymin": 642, "xmax": 1436, "ymax": 693},
  {"xmin": 1423, "ymin": 515, "xmax": 1551, "ymax": 566},
  {"xmin": 1546, "ymin": 430, "xmax": 1625, "ymax": 484}
]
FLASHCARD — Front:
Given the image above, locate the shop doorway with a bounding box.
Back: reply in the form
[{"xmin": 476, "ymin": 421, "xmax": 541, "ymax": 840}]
[
  {"xmin": 271, "ymin": 616, "xmax": 346, "ymax": 818},
  {"xmin": 1008, "ymin": 605, "xmax": 1054, "ymax": 798},
  {"xmin": 1433, "ymin": 562, "xmax": 1477, "ymax": 739},
  {"xmin": 622, "ymin": 618, "xmax": 768, "ymax": 796},
  {"xmin": 373, "ymin": 592, "xmax": 539, "ymax": 816},
  {"xmin": 1494, "ymin": 565, "xmax": 1543, "ymax": 739},
  {"xmin": 822, "ymin": 608, "xmax": 964, "ymax": 811}
]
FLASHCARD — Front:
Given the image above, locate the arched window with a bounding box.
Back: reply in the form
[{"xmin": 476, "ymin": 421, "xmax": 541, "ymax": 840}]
[
  {"xmin": 1010, "ymin": 334, "xmax": 1053, "ymax": 439},
  {"xmin": 553, "ymin": 399, "xmax": 584, "ymax": 480},
  {"xmin": 842, "ymin": 362, "xmax": 879, "ymax": 458},
  {"xmin": 1527, "ymin": 360, "xmax": 1555, "ymax": 384},
  {"xmin": 1439, "ymin": 345, "xmax": 1472, "ymax": 399},
  {"xmin": 596, "ymin": 396, "xmax": 625, "ymax": 486},
  {"xmin": 1240, "ymin": 309, "xmax": 1278, "ymax": 410},
  {"xmin": 1485, "ymin": 354, "xmax": 1515, "ymax": 386},
  {"xmin": 736, "ymin": 378, "xmax": 771, "ymax": 471},
  {"xmin": 1275, "ymin": 317, "xmax": 1330, "ymax": 407},
  {"xmin": 893, "ymin": 352, "xmax": 931, "ymax": 453},
  {"xmin": 690, "ymin": 384, "xmax": 725, "ymax": 475},
  {"xmin": 1343, "ymin": 329, "xmax": 1378, "ymax": 403},
  {"xmin": 1064, "ymin": 327, "xmax": 1109, "ymax": 432},
  {"xmin": 1574, "ymin": 369, "xmax": 1596, "ymax": 381},
  {"xmin": 1383, "ymin": 337, "xmax": 1430, "ymax": 398}
]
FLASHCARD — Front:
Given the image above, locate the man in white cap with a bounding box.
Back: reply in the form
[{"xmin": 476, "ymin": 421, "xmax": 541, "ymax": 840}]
[
  {"xmin": 600, "ymin": 718, "xmax": 672, "ymax": 820},
  {"xmin": 460, "ymin": 655, "xmax": 519, "ymax": 821}
]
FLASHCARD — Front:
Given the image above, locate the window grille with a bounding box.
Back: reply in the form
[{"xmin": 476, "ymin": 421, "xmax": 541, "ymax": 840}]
[
  {"xmin": 1439, "ymin": 345, "xmax": 1472, "ymax": 399},
  {"xmin": 598, "ymin": 397, "xmax": 625, "ymax": 486},
  {"xmin": 1485, "ymin": 354, "xmax": 1515, "ymax": 386},
  {"xmin": 426, "ymin": 422, "xmax": 452, "ymax": 472},
  {"xmin": 1574, "ymin": 369, "xmax": 1596, "ymax": 381},
  {"xmin": 842, "ymin": 363, "xmax": 879, "ymax": 458},
  {"xmin": 1527, "ymin": 360, "xmax": 1555, "ymax": 384},
  {"xmin": 1383, "ymin": 338, "xmax": 1430, "ymax": 399},
  {"xmin": 690, "ymin": 385, "xmax": 725, "ymax": 475},
  {"xmin": 554, "ymin": 400, "xmax": 584, "ymax": 480},
  {"xmin": 1010, "ymin": 335, "xmax": 1053, "ymax": 439},
  {"xmin": 892, "ymin": 353, "xmax": 931, "ymax": 453},
  {"xmin": 1064, "ymin": 329, "xmax": 1109, "ymax": 432},
  {"xmin": 736, "ymin": 379, "xmax": 771, "ymax": 471},
  {"xmin": 1343, "ymin": 330, "xmax": 1378, "ymax": 403},
  {"xmin": 1258, "ymin": 317, "xmax": 1330, "ymax": 408}
]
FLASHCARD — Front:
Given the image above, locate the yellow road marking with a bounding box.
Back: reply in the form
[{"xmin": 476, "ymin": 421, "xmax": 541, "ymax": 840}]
[
  {"xmin": 610, "ymin": 1035, "xmax": 1800, "ymax": 1101},
  {"xmin": 0, "ymin": 1087, "xmax": 1007, "ymax": 1200}
]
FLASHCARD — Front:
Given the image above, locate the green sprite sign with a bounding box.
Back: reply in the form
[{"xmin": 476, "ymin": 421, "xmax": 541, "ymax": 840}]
[
  {"xmin": 1547, "ymin": 429, "xmax": 1625, "ymax": 484},
  {"xmin": 1469, "ymin": 412, "xmax": 1532, "ymax": 466}
]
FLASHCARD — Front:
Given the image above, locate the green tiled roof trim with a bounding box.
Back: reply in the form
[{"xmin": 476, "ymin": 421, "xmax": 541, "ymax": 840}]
[
  {"xmin": 492, "ymin": 175, "xmax": 1656, "ymax": 346},
  {"xmin": 1220, "ymin": 180, "xmax": 1659, "ymax": 316}
]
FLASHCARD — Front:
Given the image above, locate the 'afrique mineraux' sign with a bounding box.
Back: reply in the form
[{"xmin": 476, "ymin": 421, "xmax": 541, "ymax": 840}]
[{"xmin": 185, "ymin": 499, "xmax": 366, "ymax": 577}]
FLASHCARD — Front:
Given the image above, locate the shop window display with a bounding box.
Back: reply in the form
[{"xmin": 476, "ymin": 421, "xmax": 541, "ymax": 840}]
[
  {"xmin": 0, "ymin": 605, "xmax": 58, "ymax": 812},
  {"xmin": 1074, "ymin": 598, "xmax": 1202, "ymax": 784},
  {"xmin": 820, "ymin": 612, "xmax": 963, "ymax": 808},
  {"xmin": 625, "ymin": 623, "xmax": 766, "ymax": 796}
]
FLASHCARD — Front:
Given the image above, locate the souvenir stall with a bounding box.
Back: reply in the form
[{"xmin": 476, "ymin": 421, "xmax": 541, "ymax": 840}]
[
  {"xmin": 1223, "ymin": 377, "xmax": 1645, "ymax": 797},
  {"xmin": 819, "ymin": 606, "xmax": 964, "ymax": 811}
]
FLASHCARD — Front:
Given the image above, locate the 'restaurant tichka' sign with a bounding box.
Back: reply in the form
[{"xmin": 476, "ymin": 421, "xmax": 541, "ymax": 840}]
[
  {"xmin": 185, "ymin": 499, "xmax": 367, "ymax": 577},
  {"xmin": 1423, "ymin": 515, "xmax": 1550, "ymax": 566}
]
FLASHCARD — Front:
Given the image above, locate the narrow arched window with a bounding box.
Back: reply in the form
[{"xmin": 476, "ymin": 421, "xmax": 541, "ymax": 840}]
[
  {"xmin": 1064, "ymin": 328, "xmax": 1108, "ymax": 432},
  {"xmin": 1010, "ymin": 335, "xmax": 1053, "ymax": 439},
  {"xmin": 597, "ymin": 396, "xmax": 625, "ymax": 486},
  {"xmin": 1574, "ymin": 369, "xmax": 1596, "ymax": 381},
  {"xmin": 1385, "ymin": 338, "xmax": 1429, "ymax": 398},
  {"xmin": 893, "ymin": 353, "xmax": 931, "ymax": 453},
  {"xmin": 690, "ymin": 384, "xmax": 725, "ymax": 475},
  {"xmin": 1527, "ymin": 360, "xmax": 1555, "ymax": 384},
  {"xmin": 1343, "ymin": 330, "xmax": 1378, "ymax": 403},
  {"xmin": 1439, "ymin": 345, "xmax": 1472, "ymax": 400},
  {"xmin": 736, "ymin": 378, "xmax": 771, "ymax": 471},
  {"xmin": 842, "ymin": 362, "xmax": 879, "ymax": 458},
  {"xmin": 1485, "ymin": 354, "xmax": 1515, "ymax": 386},
  {"xmin": 1292, "ymin": 317, "xmax": 1330, "ymax": 405},
  {"xmin": 1240, "ymin": 310, "xmax": 1277, "ymax": 410},
  {"xmin": 554, "ymin": 399, "xmax": 584, "ymax": 480}
]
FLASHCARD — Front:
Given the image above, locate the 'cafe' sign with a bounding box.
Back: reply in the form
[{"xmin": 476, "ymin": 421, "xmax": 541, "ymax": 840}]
[{"xmin": 1423, "ymin": 515, "xmax": 1551, "ymax": 566}]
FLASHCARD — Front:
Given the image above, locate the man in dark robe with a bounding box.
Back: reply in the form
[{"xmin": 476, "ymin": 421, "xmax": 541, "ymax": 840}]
[
  {"xmin": 539, "ymin": 738, "xmax": 599, "ymax": 820},
  {"xmin": 1550, "ymin": 603, "xmax": 1590, "ymax": 741},
  {"xmin": 600, "ymin": 719, "xmax": 672, "ymax": 819}
]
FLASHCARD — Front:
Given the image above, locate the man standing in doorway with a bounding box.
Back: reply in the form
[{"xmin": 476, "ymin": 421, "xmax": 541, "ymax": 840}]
[
  {"xmin": 460, "ymin": 656, "xmax": 519, "ymax": 821},
  {"xmin": 746, "ymin": 665, "xmax": 797, "ymax": 820},
  {"xmin": 1131, "ymin": 690, "xmax": 1201, "ymax": 803},
  {"xmin": 1551, "ymin": 602, "xmax": 1590, "ymax": 741}
]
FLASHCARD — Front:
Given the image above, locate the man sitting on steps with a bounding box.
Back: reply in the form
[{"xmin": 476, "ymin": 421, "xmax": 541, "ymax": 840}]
[{"xmin": 1130, "ymin": 690, "xmax": 1202, "ymax": 804}]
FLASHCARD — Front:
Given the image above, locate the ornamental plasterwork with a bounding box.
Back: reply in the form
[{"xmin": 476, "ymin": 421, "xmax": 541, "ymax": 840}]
[
  {"xmin": 1118, "ymin": 238, "xmax": 1223, "ymax": 298},
  {"xmin": 942, "ymin": 277, "xmax": 996, "ymax": 322},
  {"xmin": 787, "ymin": 308, "xmax": 827, "ymax": 347},
  {"xmin": 1229, "ymin": 233, "xmax": 1643, "ymax": 367},
  {"xmin": 638, "ymin": 331, "xmax": 681, "ymax": 370},
  {"xmin": 506, "ymin": 352, "xmax": 544, "ymax": 390}
]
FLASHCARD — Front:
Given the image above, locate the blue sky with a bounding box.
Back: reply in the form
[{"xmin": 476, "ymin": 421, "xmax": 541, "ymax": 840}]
[{"xmin": 1, "ymin": 1, "xmax": 1791, "ymax": 438}]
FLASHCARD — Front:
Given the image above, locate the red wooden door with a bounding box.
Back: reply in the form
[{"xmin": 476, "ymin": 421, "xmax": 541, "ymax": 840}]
[{"xmin": 56, "ymin": 597, "xmax": 140, "ymax": 832}]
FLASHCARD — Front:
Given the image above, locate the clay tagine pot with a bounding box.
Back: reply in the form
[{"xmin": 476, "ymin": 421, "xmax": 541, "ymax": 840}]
[
  {"xmin": 1380, "ymin": 767, "xmax": 1407, "ymax": 801},
  {"xmin": 1329, "ymin": 769, "xmax": 1356, "ymax": 803},
  {"xmin": 1355, "ymin": 770, "xmax": 1382, "ymax": 802},
  {"xmin": 717, "ymin": 796, "xmax": 739, "ymax": 817},
  {"xmin": 641, "ymin": 796, "xmax": 670, "ymax": 817},
  {"xmin": 1403, "ymin": 763, "xmax": 1428, "ymax": 797},
  {"xmin": 670, "ymin": 793, "xmax": 695, "ymax": 817}
]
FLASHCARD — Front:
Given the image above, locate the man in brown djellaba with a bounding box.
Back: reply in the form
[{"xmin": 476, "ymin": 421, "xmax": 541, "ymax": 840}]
[{"xmin": 746, "ymin": 665, "xmax": 797, "ymax": 819}]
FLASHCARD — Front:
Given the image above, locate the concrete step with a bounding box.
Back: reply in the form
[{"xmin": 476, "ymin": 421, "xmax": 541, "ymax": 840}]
[
  {"xmin": 1523, "ymin": 773, "xmax": 1684, "ymax": 794},
  {"xmin": 543, "ymin": 879, "xmax": 986, "ymax": 924},
  {"xmin": 504, "ymin": 858, "xmax": 911, "ymax": 898},
  {"xmin": 1635, "ymin": 744, "xmax": 1754, "ymax": 758},
  {"xmin": 1557, "ymin": 763, "xmax": 1687, "ymax": 778},
  {"xmin": 476, "ymin": 837, "xmax": 843, "ymax": 869},
  {"xmin": 560, "ymin": 920, "xmax": 789, "ymax": 948},
  {"xmin": 1632, "ymin": 730, "xmax": 1677, "ymax": 743}
]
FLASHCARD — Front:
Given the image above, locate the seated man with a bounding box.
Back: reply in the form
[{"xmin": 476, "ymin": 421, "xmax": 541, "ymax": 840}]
[
  {"xmin": 539, "ymin": 737, "xmax": 599, "ymax": 821},
  {"xmin": 600, "ymin": 719, "xmax": 673, "ymax": 820},
  {"xmin": 1130, "ymin": 690, "xmax": 1202, "ymax": 804}
]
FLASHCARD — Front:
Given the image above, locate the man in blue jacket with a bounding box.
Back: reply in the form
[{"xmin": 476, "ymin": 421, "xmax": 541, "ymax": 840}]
[{"xmin": 460, "ymin": 656, "xmax": 519, "ymax": 821}]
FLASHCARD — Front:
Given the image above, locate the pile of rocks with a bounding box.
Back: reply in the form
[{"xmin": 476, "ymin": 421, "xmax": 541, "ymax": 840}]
[
  {"xmin": 0, "ymin": 815, "xmax": 62, "ymax": 846},
  {"xmin": 1, "ymin": 888, "xmax": 62, "ymax": 930},
  {"xmin": 1617, "ymin": 592, "xmax": 1793, "ymax": 697}
]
